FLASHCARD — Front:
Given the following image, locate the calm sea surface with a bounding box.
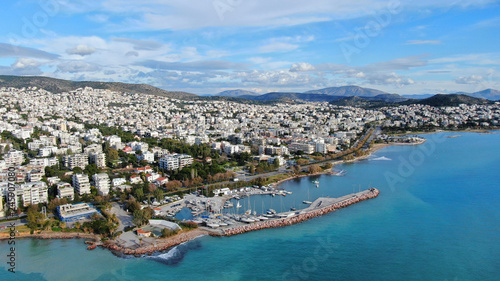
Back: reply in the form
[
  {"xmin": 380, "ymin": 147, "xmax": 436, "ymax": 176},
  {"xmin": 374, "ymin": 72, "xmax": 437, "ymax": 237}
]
[{"xmin": 1, "ymin": 132, "xmax": 499, "ymax": 281}]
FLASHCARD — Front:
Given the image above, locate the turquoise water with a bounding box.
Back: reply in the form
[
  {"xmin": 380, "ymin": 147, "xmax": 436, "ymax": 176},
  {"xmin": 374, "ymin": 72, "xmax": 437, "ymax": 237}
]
[{"xmin": 1, "ymin": 132, "xmax": 499, "ymax": 280}]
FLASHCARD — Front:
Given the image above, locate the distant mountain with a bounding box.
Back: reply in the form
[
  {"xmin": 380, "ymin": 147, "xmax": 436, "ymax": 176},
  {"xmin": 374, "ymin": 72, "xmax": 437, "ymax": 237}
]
[
  {"xmin": 405, "ymin": 94, "xmax": 493, "ymax": 107},
  {"xmin": 461, "ymin": 89, "xmax": 500, "ymax": 101},
  {"xmin": 242, "ymin": 91, "xmax": 408, "ymax": 103},
  {"xmin": 330, "ymin": 96, "xmax": 394, "ymax": 108},
  {"xmin": 305, "ymin": 85, "xmax": 390, "ymax": 97},
  {"xmin": 217, "ymin": 89, "xmax": 259, "ymax": 97},
  {"xmin": 0, "ymin": 75, "xmax": 196, "ymax": 99},
  {"xmin": 241, "ymin": 92, "xmax": 343, "ymax": 102},
  {"xmin": 330, "ymin": 94, "xmax": 492, "ymax": 108},
  {"xmin": 403, "ymin": 94, "xmax": 435, "ymax": 99}
]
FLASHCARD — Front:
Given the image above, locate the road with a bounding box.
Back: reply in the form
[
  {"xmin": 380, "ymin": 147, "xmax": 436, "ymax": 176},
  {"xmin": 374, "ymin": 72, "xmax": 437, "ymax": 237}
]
[{"xmin": 110, "ymin": 202, "xmax": 134, "ymax": 232}]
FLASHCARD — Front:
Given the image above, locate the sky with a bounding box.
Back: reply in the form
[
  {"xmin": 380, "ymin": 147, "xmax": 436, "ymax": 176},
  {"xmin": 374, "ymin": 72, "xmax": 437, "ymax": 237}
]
[{"xmin": 0, "ymin": 0, "xmax": 499, "ymax": 96}]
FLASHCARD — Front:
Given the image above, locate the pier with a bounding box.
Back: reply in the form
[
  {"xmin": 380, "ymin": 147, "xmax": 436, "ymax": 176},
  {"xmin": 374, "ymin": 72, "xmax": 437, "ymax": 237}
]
[{"xmin": 221, "ymin": 188, "xmax": 380, "ymax": 236}]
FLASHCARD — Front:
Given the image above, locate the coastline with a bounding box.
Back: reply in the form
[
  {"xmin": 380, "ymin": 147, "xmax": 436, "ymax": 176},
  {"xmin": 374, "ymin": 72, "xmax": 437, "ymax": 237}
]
[
  {"xmin": 1, "ymin": 139, "xmax": 424, "ymax": 256},
  {"xmin": 0, "ymin": 231, "xmax": 99, "ymax": 241}
]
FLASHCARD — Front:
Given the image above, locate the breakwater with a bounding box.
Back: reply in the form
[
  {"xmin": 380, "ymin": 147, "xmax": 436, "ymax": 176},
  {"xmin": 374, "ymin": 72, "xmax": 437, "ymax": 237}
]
[{"xmin": 223, "ymin": 188, "xmax": 380, "ymax": 236}]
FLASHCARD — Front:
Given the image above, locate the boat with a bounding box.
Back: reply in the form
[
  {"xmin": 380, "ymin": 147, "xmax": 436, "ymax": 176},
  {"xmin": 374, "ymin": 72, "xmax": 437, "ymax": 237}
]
[
  {"xmin": 312, "ymin": 180, "xmax": 319, "ymax": 184},
  {"xmin": 206, "ymin": 223, "xmax": 219, "ymax": 228},
  {"xmin": 236, "ymin": 201, "xmax": 242, "ymax": 208},
  {"xmin": 257, "ymin": 215, "xmax": 269, "ymax": 220},
  {"xmin": 240, "ymin": 218, "xmax": 255, "ymax": 223},
  {"xmin": 315, "ymin": 183, "xmax": 319, "ymax": 188},
  {"xmin": 303, "ymin": 201, "xmax": 313, "ymax": 204},
  {"xmin": 266, "ymin": 209, "xmax": 276, "ymax": 215},
  {"xmin": 245, "ymin": 209, "xmax": 251, "ymax": 215},
  {"xmin": 290, "ymin": 207, "xmax": 296, "ymax": 211}
]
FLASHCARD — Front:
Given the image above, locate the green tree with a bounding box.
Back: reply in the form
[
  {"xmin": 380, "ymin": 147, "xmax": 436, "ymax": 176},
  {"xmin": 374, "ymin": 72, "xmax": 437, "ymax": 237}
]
[{"xmin": 26, "ymin": 205, "xmax": 43, "ymax": 230}]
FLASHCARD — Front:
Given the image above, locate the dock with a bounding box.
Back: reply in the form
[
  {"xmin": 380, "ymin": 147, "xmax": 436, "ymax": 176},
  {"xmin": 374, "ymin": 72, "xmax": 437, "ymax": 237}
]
[{"xmin": 220, "ymin": 188, "xmax": 380, "ymax": 236}]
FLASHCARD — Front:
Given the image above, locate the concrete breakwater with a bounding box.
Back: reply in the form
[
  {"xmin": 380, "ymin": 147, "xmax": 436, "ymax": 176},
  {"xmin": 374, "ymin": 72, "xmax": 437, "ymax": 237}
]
[{"xmin": 223, "ymin": 188, "xmax": 380, "ymax": 236}]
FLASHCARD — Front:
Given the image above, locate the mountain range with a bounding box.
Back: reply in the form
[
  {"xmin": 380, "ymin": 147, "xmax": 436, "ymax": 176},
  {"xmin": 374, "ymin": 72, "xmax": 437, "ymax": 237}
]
[
  {"xmin": 0, "ymin": 75, "xmax": 195, "ymax": 100},
  {"xmin": 0, "ymin": 75, "xmax": 498, "ymax": 107}
]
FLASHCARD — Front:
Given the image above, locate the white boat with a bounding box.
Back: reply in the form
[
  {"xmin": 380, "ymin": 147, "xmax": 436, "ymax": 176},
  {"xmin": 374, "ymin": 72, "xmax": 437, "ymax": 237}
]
[
  {"xmin": 245, "ymin": 209, "xmax": 251, "ymax": 215},
  {"xmin": 207, "ymin": 223, "xmax": 219, "ymax": 228},
  {"xmin": 257, "ymin": 215, "xmax": 269, "ymax": 220},
  {"xmin": 312, "ymin": 180, "xmax": 319, "ymax": 184},
  {"xmin": 236, "ymin": 201, "xmax": 242, "ymax": 208},
  {"xmin": 303, "ymin": 201, "xmax": 313, "ymax": 204},
  {"xmin": 240, "ymin": 218, "xmax": 255, "ymax": 223},
  {"xmin": 315, "ymin": 183, "xmax": 319, "ymax": 188}
]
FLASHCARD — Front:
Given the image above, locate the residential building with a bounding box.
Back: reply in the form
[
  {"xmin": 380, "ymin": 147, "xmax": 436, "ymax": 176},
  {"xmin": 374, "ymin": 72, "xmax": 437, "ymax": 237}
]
[
  {"xmin": 19, "ymin": 181, "xmax": 48, "ymax": 207},
  {"xmin": 63, "ymin": 154, "xmax": 89, "ymax": 170},
  {"xmin": 159, "ymin": 154, "xmax": 193, "ymax": 171},
  {"xmin": 4, "ymin": 150, "xmax": 24, "ymax": 167},
  {"xmin": 57, "ymin": 203, "xmax": 99, "ymax": 222},
  {"xmin": 89, "ymin": 152, "xmax": 106, "ymax": 168},
  {"xmin": 72, "ymin": 173, "xmax": 91, "ymax": 195},
  {"xmin": 93, "ymin": 173, "xmax": 110, "ymax": 196},
  {"xmin": 57, "ymin": 182, "xmax": 74, "ymax": 201}
]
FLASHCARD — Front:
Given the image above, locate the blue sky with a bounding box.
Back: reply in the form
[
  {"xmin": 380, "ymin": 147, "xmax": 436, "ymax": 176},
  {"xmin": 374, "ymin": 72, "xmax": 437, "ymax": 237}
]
[{"xmin": 1, "ymin": 0, "xmax": 499, "ymax": 95}]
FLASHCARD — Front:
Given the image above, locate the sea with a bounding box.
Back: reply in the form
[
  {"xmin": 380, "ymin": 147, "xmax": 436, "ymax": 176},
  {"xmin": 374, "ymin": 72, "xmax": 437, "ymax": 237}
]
[{"xmin": 1, "ymin": 132, "xmax": 499, "ymax": 281}]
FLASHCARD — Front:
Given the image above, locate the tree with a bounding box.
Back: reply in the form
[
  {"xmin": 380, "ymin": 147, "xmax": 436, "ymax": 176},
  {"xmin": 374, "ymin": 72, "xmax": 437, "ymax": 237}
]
[
  {"xmin": 308, "ymin": 164, "xmax": 322, "ymax": 174},
  {"xmin": 84, "ymin": 164, "xmax": 98, "ymax": 176},
  {"xmin": 105, "ymin": 147, "xmax": 119, "ymax": 162},
  {"xmin": 292, "ymin": 165, "xmax": 301, "ymax": 175},
  {"xmin": 26, "ymin": 205, "xmax": 42, "ymax": 230}
]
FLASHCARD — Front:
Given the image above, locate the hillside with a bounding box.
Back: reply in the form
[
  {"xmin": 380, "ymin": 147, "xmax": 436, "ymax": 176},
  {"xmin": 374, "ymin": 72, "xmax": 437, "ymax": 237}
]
[
  {"xmin": 0, "ymin": 75, "xmax": 196, "ymax": 99},
  {"xmin": 408, "ymin": 94, "xmax": 493, "ymax": 106}
]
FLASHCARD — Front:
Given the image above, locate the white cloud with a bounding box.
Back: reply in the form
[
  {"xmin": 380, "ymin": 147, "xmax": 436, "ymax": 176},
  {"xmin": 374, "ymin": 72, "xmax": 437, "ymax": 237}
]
[
  {"xmin": 290, "ymin": 62, "xmax": 316, "ymax": 72},
  {"xmin": 66, "ymin": 45, "xmax": 96, "ymax": 56},
  {"xmin": 57, "ymin": 61, "xmax": 101, "ymax": 73},
  {"xmin": 12, "ymin": 58, "xmax": 41, "ymax": 69},
  {"xmin": 455, "ymin": 75, "xmax": 483, "ymax": 84}
]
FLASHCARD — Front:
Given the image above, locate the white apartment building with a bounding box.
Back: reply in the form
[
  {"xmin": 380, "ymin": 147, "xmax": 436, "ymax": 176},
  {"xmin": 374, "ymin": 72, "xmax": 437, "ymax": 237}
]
[
  {"xmin": 4, "ymin": 150, "xmax": 24, "ymax": 167},
  {"xmin": 63, "ymin": 154, "xmax": 89, "ymax": 170},
  {"xmin": 93, "ymin": 173, "xmax": 110, "ymax": 196},
  {"xmin": 136, "ymin": 151, "xmax": 154, "ymax": 163},
  {"xmin": 19, "ymin": 181, "xmax": 48, "ymax": 207},
  {"xmin": 89, "ymin": 152, "xmax": 106, "ymax": 168},
  {"xmin": 159, "ymin": 154, "xmax": 193, "ymax": 171},
  {"xmin": 30, "ymin": 157, "xmax": 58, "ymax": 167},
  {"xmin": 112, "ymin": 178, "xmax": 126, "ymax": 187},
  {"xmin": 38, "ymin": 146, "xmax": 57, "ymax": 157},
  {"xmin": 57, "ymin": 182, "xmax": 74, "ymax": 201},
  {"xmin": 72, "ymin": 173, "xmax": 91, "ymax": 195}
]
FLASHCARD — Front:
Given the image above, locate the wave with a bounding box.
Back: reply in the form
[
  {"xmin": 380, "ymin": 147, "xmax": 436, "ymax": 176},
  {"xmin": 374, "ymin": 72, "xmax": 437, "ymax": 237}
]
[
  {"xmin": 371, "ymin": 156, "xmax": 392, "ymax": 161},
  {"xmin": 147, "ymin": 239, "xmax": 202, "ymax": 266}
]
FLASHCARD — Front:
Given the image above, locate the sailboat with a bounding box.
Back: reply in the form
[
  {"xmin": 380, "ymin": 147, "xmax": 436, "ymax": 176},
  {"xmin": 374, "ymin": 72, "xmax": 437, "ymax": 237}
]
[
  {"xmin": 236, "ymin": 201, "xmax": 242, "ymax": 208},
  {"xmin": 303, "ymin": 186, "xmax": 313, "ymax": 204}
]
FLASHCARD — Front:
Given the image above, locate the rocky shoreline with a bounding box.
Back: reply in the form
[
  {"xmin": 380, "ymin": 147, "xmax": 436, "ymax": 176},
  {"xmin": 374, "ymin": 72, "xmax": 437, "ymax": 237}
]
[{"xmin": 99, "ymin": 228, "xmax": 212, "ymax": 256}]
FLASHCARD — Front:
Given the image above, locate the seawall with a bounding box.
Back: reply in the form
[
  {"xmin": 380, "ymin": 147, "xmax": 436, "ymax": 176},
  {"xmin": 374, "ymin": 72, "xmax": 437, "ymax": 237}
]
[{"xmin": 222, "ymin": 188, "xmax": 380, "ymax": 236}]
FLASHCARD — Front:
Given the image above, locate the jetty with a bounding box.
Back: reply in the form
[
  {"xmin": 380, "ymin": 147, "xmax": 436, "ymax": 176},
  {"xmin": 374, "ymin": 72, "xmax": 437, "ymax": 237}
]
[{"xmin": 221, "ymin": 188, "xmax": 379, "ymax": 236}]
